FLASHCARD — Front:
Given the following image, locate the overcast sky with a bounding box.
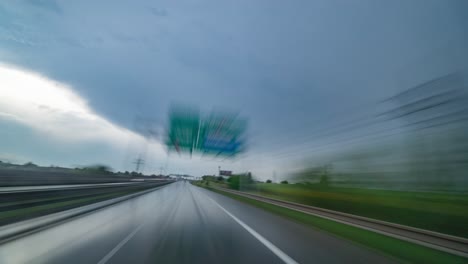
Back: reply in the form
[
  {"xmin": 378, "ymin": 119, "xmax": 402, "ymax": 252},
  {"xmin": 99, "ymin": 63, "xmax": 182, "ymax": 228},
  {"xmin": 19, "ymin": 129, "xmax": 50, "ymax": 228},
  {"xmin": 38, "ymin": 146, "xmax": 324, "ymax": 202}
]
[{"xmin": 1, "ymin": 0, "xmax": 467, "ymax": 179}]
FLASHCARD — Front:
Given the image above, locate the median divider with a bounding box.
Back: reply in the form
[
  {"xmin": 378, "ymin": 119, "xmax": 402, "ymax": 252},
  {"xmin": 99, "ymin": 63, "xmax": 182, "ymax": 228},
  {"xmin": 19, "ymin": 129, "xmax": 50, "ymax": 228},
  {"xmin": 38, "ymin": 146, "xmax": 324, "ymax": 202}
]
[{"xmin": 0, "ymin": 182, "xmax": 173, "ymax": 244}]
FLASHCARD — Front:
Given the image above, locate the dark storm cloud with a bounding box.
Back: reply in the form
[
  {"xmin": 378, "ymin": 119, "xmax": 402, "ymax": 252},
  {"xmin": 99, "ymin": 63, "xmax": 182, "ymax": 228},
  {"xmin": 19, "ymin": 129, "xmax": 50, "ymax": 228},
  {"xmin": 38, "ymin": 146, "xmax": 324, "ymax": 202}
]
[{"xmin": 1, "ymin": 0, "xmax": 468, "ymax": 175}]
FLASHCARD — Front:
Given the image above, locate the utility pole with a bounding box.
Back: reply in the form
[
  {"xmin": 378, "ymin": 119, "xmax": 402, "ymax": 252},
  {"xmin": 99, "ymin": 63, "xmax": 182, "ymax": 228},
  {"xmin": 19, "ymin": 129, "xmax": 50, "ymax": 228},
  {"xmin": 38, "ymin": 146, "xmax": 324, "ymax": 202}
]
[{"xmin": 133, "ymin": 157, "xmax": 145, "ymax": 173}]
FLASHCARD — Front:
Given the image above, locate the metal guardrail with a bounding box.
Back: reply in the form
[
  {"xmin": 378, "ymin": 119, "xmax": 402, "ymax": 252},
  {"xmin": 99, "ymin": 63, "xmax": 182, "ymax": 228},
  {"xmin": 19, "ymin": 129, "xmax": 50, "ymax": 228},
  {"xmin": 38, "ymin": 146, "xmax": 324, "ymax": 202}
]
[
  {"xmin": 0, "ymin": 182, "xmax": 144, "ymax": 194},
  {"xmin": 0, "ymin": 182, "xmax": 173, "ymax": 244},
  {"xmin": 214, "ymin": 187, "xmax": 468, "ymax": 258}
]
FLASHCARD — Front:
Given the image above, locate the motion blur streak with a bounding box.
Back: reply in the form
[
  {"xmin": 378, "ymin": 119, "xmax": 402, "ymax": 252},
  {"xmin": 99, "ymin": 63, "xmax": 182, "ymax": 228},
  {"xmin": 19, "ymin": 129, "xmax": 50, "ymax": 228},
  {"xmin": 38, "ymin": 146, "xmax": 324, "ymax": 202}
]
[
  {"xmin": 0, "ymin": 182, "xmax": 392, "ymax": 264},
  {"xmin": 291, "ymin": 73, "xmax": 468, "ymax": 192}
]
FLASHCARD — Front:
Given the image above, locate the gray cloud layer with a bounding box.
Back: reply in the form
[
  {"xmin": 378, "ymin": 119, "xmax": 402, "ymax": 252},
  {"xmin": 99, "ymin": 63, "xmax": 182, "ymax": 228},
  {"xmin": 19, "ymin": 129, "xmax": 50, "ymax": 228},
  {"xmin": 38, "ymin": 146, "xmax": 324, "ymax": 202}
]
[{"xmin": 1, "ymin": 0, "xmax": 467, "ymax": 177}]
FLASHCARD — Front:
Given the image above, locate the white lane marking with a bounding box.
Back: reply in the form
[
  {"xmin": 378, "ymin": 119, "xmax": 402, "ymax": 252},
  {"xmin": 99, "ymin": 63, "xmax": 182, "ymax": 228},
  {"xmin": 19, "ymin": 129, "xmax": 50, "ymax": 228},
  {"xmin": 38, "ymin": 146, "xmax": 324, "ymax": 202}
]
[
  {"xmin": 204, "ymin": 195, "xmax": 299, "ymax": 264},
  {"xmin": 97, "ymin": 223, "xmax": 144, "ymax": 264}
]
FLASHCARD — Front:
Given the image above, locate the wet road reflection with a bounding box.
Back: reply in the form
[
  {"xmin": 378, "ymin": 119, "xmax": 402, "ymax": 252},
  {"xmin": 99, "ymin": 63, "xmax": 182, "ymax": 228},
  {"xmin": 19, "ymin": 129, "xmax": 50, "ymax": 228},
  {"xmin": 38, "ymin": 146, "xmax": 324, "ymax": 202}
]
[{"xmin": 0, "ymin": 182, "xmax": 393, "ymax": 264}]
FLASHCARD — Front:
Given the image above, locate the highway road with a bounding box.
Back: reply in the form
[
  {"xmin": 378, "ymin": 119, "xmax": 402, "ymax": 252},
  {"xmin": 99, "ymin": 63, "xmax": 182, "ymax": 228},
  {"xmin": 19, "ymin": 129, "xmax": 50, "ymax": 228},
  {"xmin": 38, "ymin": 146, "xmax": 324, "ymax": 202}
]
[{"xmin": 0, "ymin": 181, "xmax": 394, "ymax": 264}]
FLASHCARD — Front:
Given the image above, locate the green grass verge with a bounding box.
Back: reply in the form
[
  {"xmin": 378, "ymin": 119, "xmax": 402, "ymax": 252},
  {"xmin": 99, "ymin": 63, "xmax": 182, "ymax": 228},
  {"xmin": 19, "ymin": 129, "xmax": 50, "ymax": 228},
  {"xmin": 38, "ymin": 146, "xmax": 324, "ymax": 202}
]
[
  {"xmin": 237, "ymin": 183, "xmax": 468, "ymax": 238},
  {"xmin": 204, "ymin": 185, "xmax": 467, "ymax": 264}
]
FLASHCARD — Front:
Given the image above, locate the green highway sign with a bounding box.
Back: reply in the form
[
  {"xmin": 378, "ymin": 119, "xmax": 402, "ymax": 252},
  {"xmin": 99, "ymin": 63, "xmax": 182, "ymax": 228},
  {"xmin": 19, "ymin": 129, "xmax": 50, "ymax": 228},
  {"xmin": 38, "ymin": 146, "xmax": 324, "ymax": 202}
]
[
  {"xmin": 166, "ymin": 107, "xmax": 200, "ymax": 155},
  {"xmin": 166, "ymin": 107, "xmax": 246, "ymax": 157}
]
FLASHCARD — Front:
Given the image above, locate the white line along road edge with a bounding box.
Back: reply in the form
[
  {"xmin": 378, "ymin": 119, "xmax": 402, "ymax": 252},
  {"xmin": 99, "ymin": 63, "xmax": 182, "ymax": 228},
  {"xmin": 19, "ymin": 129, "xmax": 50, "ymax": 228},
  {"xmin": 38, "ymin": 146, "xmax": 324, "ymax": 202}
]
[{"xmin": 203, "ymin": 193, "xmax": 299, "ymax": 264}]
